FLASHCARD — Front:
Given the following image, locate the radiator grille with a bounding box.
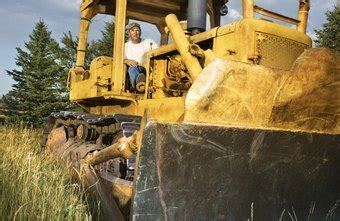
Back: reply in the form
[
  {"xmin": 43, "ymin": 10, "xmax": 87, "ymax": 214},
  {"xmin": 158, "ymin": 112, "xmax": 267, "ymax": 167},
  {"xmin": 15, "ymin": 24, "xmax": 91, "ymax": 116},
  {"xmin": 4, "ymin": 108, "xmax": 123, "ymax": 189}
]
[{"xmin": 255, "ymin": 32, "xmax": 309, "ymax": 70}]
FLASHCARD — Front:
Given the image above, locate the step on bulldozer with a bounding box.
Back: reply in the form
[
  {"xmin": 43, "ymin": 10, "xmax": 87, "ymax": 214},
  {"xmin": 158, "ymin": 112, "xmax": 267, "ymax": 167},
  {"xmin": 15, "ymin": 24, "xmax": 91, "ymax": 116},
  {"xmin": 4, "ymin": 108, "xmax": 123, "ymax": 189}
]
[{"xmin": 42, "ymin": 0, "xmax": 340, "ymax": 220}]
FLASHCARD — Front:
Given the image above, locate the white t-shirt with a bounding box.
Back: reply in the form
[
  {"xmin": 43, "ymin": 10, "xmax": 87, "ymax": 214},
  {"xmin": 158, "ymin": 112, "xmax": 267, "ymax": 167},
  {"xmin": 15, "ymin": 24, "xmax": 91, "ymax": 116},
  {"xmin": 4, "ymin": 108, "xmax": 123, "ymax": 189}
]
[{"xmin": 124, "ymin": 39, "xmax": 158, "ymax": 64}]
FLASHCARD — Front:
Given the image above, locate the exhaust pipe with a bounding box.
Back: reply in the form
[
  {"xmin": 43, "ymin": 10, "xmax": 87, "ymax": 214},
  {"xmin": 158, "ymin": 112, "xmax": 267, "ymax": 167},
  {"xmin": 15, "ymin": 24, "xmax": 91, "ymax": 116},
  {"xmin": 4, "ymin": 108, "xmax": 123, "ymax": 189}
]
[
  {"xmin": 297, "ymin": 0, "xmax": 310, "ymax": 33},
  {"xmin": 187, "ymin": 0, "xmax": 207, "ymax": 35}
]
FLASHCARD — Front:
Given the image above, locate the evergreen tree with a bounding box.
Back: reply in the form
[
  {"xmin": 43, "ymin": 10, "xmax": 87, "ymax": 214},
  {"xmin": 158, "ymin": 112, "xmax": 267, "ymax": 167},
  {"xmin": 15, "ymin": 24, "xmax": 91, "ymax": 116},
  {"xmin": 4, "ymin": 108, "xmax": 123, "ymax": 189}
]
[
  {"xmin": 314, "ymin": 6, "xmax": 340, "ymax": 51},
  {"xmin": 58, "ymin": 21, "xmax": 115, "ymax": 70},
  {"xmin": 92, "ymin": 21, "xmax": 115, "ymax": 57},
  {"xmin": 59, "ymin": 31, "xmax": 78, "ymax": 69},
  {"xmin": 59, "ymin": 20, "xmax": 126, "ymax": 69},
  {"xmin": 59, "ymin": 31, "xmax": 97, "ymax": 69},
  {"xmin": 3, "ymin": 20, "xmax": 69, "ymax": 127}
]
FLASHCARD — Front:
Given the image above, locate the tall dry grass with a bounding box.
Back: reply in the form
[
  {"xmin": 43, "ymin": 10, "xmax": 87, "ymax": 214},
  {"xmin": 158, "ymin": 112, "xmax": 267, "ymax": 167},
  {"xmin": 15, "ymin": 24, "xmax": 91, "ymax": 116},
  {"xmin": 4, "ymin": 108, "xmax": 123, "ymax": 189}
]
[{"xmin": 0, "ymin": 125, "xmax": 102, "ymax": 220}]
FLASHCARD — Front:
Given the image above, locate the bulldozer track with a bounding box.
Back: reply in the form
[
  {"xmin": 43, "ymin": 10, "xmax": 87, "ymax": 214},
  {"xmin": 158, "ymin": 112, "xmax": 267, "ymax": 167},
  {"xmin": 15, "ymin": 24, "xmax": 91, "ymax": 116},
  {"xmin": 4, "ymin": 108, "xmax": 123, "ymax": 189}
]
[
  {"xmin": 42, "ymin": 111, "xmax": 141, "ymax": 146},
  {"xmin": 41, "ymin": 112, "xmax": 142, "ymax": 219},
  {"xmin": 42, "ymin": 111, "xmax": 141, "ymax": 179}
]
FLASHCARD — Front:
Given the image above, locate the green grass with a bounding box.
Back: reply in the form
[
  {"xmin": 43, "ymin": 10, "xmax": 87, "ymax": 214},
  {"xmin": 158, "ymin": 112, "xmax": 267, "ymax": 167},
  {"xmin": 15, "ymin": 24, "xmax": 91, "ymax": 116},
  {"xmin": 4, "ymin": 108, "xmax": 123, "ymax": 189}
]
[{"xmin": 0, "ymin": 125, "xmax": 102, "ymax": 220}]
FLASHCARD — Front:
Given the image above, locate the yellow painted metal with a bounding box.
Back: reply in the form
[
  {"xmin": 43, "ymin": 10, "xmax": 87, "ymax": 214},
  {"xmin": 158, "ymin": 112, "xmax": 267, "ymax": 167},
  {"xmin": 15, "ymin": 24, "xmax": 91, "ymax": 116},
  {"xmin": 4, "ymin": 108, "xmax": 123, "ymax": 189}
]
[
  {"xmin": 184, "ymin": 48, "xmax": 339, "ymax": 134},
  {"xmin": 214, "ymin": 18, "xmax": 311, "ymax": 70},
  {"xmin": 70, "ymin": 13, "xmax": 312, "ymax": 121},
  {"xmin": 242, "ymin": 0, "xmax": 254, "ymax": 19},
  {"xmin": 61, "ymin": 1, "xmax": 340, "ymax": 217},
  {"xmin": 190, "ymin": 27, "xmax": 218, "ymax": 43},
  {"xmin": 76, "ymin": 18, "xmax": 90, "ymax": 69},
  {"xmin": 76, "ymin": 8, "xmax": 96, "ymax": 68},
  {"xmin": 80, "ymin": 0, "xmax": 97, "ymax": 11},
  {"xmin": 297, "ymin": 0, "xmax": 310, "ymax": 33},
  {"xmin": 70, "ymin": 56, "xmax": 113, "ymax": 100},
  {"xmin": 89, "ymin": 97, "xmax": 185, "ymax": 122},
  {"xmin": 149, "ymin": 59, "xmax": 168, "ymax": 99},
  {"xmin": 243, "ymin": 0, "xmax": 309, "ymax": 34},
  {"xmin": 148, "ymin": 27, "xmax": 218, "ymax": 58},
  {"xmin": 137, "ymin": 97, "xmax": 185, "ymax": 122},
  {"xmin": 76, "ymin": 0, "xmax": 224, "ymax": 46},
  {"xmin": 112, "ymin": 0, "xmax": 127, "ymax": 94},
  {"xmin": 151, "ymin": 13, "xmax": 311, "ymax": 72},
  {"xmin": 165, "ymin": 14, "xmax": 202, "ymax": 82},
  {"xmin": 69, "ymin": 0, "xmax": 320, "ymax": 126},
  {"xmin": 86, "ymin": 135, "xmax": 137, "ymax": 166},
  {"xmin": 254, "ymin": 5, "xmax": 300, "ymax": 25},
  {"xmin": 270, "ymin": 48, "xmax": 339, "ymax": 134},
  {"xmin": 142, "ymin": 53, "xmax": 152, "ymax": 100}
]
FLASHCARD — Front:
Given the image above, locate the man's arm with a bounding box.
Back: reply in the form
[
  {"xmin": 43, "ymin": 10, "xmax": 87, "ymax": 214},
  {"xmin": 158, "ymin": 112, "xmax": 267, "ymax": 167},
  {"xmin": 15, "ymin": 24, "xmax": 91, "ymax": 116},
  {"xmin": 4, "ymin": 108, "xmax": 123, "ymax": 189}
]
[
  {"xmin": 124, "ymin": 41, "xmax": 138, "ymax": 67},
  {"xmin": 124, "ymin": 59, "xmax": 138, "ymax": 67}
]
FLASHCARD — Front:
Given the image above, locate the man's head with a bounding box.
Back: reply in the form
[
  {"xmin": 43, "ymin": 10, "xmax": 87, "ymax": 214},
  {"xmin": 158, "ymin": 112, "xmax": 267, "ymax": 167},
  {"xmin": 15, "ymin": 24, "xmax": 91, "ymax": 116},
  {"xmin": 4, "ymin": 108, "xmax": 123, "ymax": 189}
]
[{"xmin": 126, "ymin": 22, "xmax": 141, "ymax": 43}]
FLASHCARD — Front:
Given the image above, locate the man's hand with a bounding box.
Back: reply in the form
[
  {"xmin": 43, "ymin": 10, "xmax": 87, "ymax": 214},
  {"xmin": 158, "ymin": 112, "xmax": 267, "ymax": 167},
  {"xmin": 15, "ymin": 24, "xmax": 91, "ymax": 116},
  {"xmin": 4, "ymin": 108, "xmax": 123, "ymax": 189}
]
[{"xmin": 124, "ymin": 59, "xmax": 138, "ymax": 67}]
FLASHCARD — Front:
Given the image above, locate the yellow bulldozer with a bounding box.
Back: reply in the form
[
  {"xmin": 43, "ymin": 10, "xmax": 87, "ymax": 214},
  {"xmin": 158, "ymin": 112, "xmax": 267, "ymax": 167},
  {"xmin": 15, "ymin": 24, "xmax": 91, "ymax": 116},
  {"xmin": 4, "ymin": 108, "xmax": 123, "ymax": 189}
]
[{"xmin": 42, "ymin": 0, "xmax": 340, "ymax": 220}]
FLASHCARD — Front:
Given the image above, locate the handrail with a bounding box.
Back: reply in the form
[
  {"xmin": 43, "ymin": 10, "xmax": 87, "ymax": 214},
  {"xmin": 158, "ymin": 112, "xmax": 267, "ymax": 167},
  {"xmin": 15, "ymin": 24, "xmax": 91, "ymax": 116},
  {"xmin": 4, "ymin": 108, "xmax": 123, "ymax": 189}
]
[
  {"xmin": 254, "ymin": 5, "xmax": 300, "ymax": 25},
  {"xmin": 242, "ymin": 0, "xmax": 310, "ymax": 33}
]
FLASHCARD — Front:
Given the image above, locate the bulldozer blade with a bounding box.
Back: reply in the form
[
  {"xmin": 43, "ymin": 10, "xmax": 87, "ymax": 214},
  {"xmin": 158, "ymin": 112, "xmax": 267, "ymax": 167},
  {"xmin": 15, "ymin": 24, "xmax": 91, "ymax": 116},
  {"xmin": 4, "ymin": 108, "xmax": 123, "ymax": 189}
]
[
  {"xmin": 132, "ymin": 121, "xmax": 340, "ymax": 220},
  {"xmin": 185, "ymin": 48, "xmax": 339, "ymax": 134}
]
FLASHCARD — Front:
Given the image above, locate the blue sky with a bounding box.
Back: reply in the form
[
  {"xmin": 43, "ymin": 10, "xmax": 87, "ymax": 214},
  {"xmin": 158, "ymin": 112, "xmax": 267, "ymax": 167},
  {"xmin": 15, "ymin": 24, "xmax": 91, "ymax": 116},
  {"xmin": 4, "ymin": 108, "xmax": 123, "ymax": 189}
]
[{"xmin": 0, "ymin": 0, "xmax": 337, "ymax": 96}]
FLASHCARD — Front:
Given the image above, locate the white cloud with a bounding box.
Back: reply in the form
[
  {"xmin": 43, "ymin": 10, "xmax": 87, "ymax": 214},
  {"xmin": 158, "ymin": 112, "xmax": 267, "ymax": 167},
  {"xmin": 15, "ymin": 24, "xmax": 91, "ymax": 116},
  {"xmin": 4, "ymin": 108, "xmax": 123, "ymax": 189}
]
[
  {"xmin": 228, "ymin": 8, "xmax": 242, "ymax": 21},
  {"xmin": 307, "ymin": 31, "xmax": 317, "ymax": 41}
]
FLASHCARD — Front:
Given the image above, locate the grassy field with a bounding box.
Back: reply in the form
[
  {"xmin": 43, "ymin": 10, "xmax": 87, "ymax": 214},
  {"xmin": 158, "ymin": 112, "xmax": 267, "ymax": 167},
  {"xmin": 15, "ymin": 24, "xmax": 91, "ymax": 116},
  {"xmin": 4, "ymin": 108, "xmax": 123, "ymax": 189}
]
[{"xmin": 0, "ymin": 125, "xmax": 102, "ymax": 220}]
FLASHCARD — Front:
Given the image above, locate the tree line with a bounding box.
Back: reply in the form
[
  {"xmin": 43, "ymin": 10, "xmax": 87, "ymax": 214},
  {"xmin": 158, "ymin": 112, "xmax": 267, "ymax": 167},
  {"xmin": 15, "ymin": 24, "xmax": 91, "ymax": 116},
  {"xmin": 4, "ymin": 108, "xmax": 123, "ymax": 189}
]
[
  {"xmin": 1, "ymin": 20, "xmax": 114, "ymax": 127},
  {"xmin": 1, "ymin": 6, "xmax": 339, "ymax": 127}
]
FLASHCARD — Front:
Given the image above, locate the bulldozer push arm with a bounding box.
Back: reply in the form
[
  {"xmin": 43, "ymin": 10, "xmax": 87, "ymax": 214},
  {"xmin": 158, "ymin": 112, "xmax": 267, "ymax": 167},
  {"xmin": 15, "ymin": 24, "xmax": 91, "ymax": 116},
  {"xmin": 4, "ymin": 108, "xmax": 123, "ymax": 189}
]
[{"xmin": 42, "ymin": 0, "xmax": 340, "ymax": 220}]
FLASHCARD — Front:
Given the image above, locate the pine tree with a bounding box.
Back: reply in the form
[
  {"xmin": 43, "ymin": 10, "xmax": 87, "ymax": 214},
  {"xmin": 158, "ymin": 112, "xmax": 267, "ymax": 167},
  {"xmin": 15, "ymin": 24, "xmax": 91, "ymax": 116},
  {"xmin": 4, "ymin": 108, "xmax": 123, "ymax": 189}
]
[
  {"xmin": 60, "ymin": 20, "xmax": 126, "ymax": 69},
  {"xmin": 59, "ymin": 31, "xmax": 97, "ymax": 69},
  {"xmin": 58, "ymin": 20, "xmax": 115, "ymax": 69},
  {"xmin": 59, "ymin": 31, "xmax": 78, "ymax": 69},
  {"xmin": 92, "ymin": 21, "xmax": 115, "ymax": 57},
  {"xmin": 314, "ymin": 6, "xmax": 340, "ymax": 51},
  {"xmin": 3, "ymin": 20, "xmax": 69, "ymax": 127}
]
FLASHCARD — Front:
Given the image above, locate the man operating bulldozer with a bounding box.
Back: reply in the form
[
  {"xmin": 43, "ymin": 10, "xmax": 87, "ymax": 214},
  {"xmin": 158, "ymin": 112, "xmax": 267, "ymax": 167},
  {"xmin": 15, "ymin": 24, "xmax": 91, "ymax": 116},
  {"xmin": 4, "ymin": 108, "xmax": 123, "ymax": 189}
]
[{"xmin": 124, "ymin": 22, "xmax": 158, "ymax": 92}]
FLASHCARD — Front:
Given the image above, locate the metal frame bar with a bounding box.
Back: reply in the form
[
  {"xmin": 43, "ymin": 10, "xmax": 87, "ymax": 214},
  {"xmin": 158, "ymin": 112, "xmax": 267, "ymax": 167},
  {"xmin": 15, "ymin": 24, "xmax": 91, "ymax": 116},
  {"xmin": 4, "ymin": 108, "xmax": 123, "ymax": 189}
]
[
  {"xmin": 254, "ymin": 5, "xmax": 300, "ymax": 25},
  {"xmin": 242, "ymin": 0, "xmax": 310, "ymax": 33},
  {"xmin": 112, "ymin": 0, "xmax": 127, "ymax": 93}
]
